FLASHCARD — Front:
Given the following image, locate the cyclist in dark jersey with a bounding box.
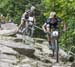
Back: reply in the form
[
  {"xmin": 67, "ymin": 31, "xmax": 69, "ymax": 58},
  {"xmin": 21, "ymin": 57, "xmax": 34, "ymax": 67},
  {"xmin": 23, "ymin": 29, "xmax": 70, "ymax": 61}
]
[
  {"xmin": 18, "ymin": 6, "xmax": 36, "ymax": 30},
  {"xmin": 42, "ymin": 11, "xmax": 66, "ymax": 49}
]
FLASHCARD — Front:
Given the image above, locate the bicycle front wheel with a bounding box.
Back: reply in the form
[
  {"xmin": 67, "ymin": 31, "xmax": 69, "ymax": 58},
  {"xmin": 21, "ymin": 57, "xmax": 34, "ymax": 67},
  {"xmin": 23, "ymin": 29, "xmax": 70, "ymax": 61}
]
[
  {"xmin": 55, "ymin": 39, "xmax": 59, "ymax": 62},
  {"xmin": 26, "ymin": 28, "xmax": 32, "ymax": 36}
]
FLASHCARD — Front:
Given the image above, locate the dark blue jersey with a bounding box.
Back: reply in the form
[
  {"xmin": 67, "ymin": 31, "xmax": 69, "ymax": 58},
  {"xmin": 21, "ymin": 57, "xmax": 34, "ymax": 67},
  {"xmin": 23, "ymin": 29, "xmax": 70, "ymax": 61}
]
[
  {"xmin": 46, "ymin": 17, "xmax": 62, "ymax": 29},
  {"xmin": 25, "ymin": 10, "xmax": 35, "ymax": 19}
]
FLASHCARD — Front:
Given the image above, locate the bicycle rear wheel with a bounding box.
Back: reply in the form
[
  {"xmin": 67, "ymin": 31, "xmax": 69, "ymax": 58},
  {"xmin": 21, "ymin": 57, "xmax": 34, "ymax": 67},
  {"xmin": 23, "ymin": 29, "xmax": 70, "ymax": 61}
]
[
  {"xmin": 51, "ymin": 39, "xmax": 55, "ymax": 56},
  {"xmin": 30, "ymin": 26, "xmax": 34, "ymax": 37}
]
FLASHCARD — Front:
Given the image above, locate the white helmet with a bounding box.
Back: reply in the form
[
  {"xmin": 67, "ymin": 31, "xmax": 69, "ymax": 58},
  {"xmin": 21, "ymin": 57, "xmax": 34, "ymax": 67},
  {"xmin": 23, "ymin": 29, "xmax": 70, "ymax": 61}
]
[
  {"xmin": 50, "ymin": 11, "xmax": 56, "ymax": 17},
  {"xmin": 30, "ymin": 6, "xmax": 35, "ymax": 11}
]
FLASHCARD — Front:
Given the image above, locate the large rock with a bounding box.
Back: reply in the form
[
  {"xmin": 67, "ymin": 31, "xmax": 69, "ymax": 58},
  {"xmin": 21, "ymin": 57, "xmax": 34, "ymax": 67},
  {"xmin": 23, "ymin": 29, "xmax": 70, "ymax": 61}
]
[
  {"xmin": 33, "ymin": 38, "xmax": 46, "ymax": 43},
  {"xmin": 52, "ymin": 62, "xmax": 72, "ymax": 67},
  {"xmin": 0, "ymin": 44, "xmax": 18, "ymax": 55},
  {"xmin": 0, "ymin": 35, "xmax": 73, "ymax": 67},
  {"xmin": 34, "ymin": 48, "xmax": 53, "ymax": 63},
  {"xmin": 59, "ymin": 49, "xmax": 74, "ymax": 62},
  {"xmin": 0, "ymin": 36, "xmax": 16, "ymax": 41},
  {"xmin": 14, "ymin": 64, "xmax": 32, "ymax": 67},
  {"xmin": 0, "ymin": 40, "xmax": 35, "ymax": 57},
  {"xmin": 31, "ymin": 61, "xmax": 52, "ymax": 67},
  {"xmin": 20, "ymin": 56, "xmax": 34, "ymax": 64},
  {"xmin": 0, "ymin": 54, "xmax": 18, "ymax": 64},
  {"xmin": 0, "ymin": 23, "xmax": 18, "ymax": 36},
  {"xmin": 0, "ymin": 61, "xmax": 14, "ymax": 67},
  {"xmin": 16, "ymin": 34, "xmax": 34, "ymax": 44},
  {"xmin": 1, "ymin": 23, "xmax": 18, "ymax": 30},
  {"xmin": 0, "ymin": 29, "xmax": 17, "ymax": 35}
]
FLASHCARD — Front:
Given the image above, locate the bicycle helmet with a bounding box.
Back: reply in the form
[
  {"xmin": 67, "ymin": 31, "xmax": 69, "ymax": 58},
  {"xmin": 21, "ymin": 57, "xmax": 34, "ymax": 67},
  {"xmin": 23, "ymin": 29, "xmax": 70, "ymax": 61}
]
[{"xmin": 50, "ymin": 11, "xmax": 56, "ymax": 18}]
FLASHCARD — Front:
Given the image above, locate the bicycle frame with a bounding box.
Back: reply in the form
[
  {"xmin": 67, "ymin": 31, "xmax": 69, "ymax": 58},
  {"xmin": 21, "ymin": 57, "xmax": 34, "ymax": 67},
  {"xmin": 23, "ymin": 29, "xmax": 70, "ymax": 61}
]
[{"xmin": 50, "ymin": 30, "xmax": 59, "ymax": 62}]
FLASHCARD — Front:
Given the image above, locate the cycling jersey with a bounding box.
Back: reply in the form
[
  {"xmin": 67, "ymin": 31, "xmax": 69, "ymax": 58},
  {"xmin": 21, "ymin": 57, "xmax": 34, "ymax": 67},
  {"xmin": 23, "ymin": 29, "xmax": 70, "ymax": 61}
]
[
  {"xmin": 21, "ymin": 10, "xmax": 35, "ymax": 20},
  {"xmin": 45, "ymin": 17, "xmax": 62, "ymax": 29}
]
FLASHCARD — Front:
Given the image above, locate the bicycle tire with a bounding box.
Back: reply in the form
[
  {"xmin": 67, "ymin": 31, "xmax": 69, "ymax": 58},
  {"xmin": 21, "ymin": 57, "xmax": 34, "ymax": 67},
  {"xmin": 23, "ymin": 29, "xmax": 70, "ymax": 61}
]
[
  {"xmin": 25, "ymin": 26, "xmax": 34, "ymax": 37},
  {"xmin": 26, "ymin": 28, "xmax": 32, "ymax": 36},
  {"xmin": 51, "ymin": 39, "xmax": 55, "ymax": 56},
  {"xmin": 30, "ymin": 26, "xmax": 34, "ymax": 37},
  {"xmin": 55, "ymin": 39, "xmax": 59, "ymax": 62}
]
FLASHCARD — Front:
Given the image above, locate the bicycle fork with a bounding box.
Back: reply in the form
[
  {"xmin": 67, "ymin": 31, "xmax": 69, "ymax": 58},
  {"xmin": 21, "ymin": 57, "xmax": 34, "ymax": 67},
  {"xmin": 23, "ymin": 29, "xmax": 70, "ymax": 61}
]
[{"xmin": 51, "ymin": 38, "xmax": 59, "ymax": 62}]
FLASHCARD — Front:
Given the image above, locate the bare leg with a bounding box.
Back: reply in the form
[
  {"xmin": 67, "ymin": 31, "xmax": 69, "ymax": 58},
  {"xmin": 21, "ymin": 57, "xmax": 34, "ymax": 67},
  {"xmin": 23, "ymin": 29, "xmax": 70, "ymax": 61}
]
[
  {"xmin": 25, "ymin": 21, "xmax": 29, "ymax": 28},
  {"xmin": 46, "ymin": 27, "xmax": 52, "ymax": 49}
]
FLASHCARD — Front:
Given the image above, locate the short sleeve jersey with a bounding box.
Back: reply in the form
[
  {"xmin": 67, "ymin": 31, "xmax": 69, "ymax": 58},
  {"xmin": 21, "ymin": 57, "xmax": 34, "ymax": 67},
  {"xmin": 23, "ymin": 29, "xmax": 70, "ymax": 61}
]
[
  {"xmin": 45, "ymin": 16, "xmax": 62, "ymax": 29},
  {"xmin": 21, "ymin": 10, "xmax": 35, "ymax": 20}
]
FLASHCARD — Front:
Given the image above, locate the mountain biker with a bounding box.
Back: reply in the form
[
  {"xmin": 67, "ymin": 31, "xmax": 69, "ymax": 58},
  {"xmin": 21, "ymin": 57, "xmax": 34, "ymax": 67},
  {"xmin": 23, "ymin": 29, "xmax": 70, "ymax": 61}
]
[
  {"xmin": 18, "ymin": 6, "xmax": 36, "ymax": 31},
  {"xmin": 42, "ymin": 11, "xmax": 66, "ymax": 49}
]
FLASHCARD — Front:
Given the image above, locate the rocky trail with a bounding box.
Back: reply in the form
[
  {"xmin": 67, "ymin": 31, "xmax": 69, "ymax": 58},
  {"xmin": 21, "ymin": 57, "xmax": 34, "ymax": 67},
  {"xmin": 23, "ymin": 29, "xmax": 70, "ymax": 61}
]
[{"xmin": 0, "ymin": 35, "xmax": 74, "ymax": 67}]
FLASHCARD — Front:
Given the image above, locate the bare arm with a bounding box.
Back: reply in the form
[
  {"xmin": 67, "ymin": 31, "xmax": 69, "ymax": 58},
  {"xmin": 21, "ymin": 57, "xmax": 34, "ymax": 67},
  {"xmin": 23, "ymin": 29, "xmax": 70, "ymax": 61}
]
[
  {"xmin": 33, "ymin": 16, "xmax": 36, "ymax": 25},
  {"xmin": 61, "ymin": 21, "xmax": 67, "ymax": 31},
  {"xmin": 63, "ymin": 23, "xmax": 67, "ymax": 31},
  {"xmin": 42, "ymin": 23, "xmax": 47, "ymax": 33},
  {"xmin": 18, "ymin": 12, "xmax": 27, "ymax": 30},
  {"xmin": 18, "ymin": 20, "xmax": 24, "ymax": 30}
]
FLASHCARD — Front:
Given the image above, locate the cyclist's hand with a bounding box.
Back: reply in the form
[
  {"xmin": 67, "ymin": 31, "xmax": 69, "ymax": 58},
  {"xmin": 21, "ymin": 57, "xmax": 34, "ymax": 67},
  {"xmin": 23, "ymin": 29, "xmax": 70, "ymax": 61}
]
[
  {"xmin": 63, "ymin": 29, "xmax": 66, "ymax": 32},
  {"xmin": 43, "ymin": 30, "xmax": 47, "ymax": 33}
]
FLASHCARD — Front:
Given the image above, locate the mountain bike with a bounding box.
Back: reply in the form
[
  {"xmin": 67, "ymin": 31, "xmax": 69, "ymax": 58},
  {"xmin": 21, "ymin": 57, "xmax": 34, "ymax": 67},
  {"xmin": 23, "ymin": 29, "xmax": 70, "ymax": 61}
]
[
  {"xmin": 49, "ymin": 29, "xmax": 59, "ymax": 62},
  {"xmin": 23, "ymin": 23, "xmax": 35, "ymax": 37},
  {"xmin": 19, "ymin": 16, "xmax": 35, "ymax": 37}
]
